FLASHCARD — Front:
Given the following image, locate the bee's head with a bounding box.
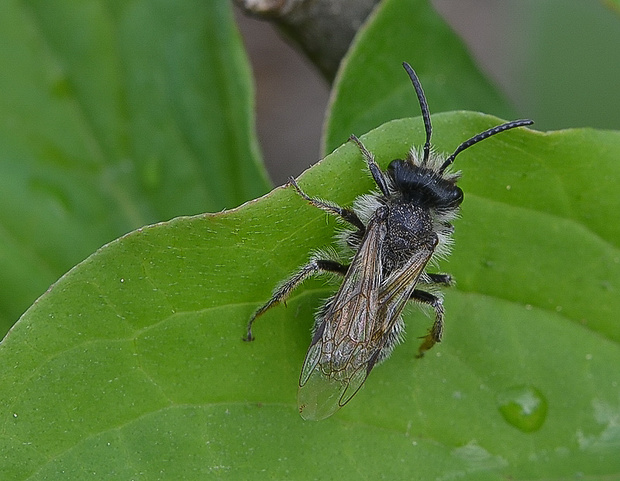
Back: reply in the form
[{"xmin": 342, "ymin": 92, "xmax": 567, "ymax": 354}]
[
  {"xmin": 398, "ymin": 62, "xmax": 533, "ymax": 205},
  {"xmin": 387, "ymin": 159, "xmax": 463, "ymax": 211}
]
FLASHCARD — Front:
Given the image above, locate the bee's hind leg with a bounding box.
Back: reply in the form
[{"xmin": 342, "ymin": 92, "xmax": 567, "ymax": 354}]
[
  {"xmin": 244, "ymin": 258, "xmax": 348, "ymax": 342},
  {"xmin": 409, "ymin": 289, "xmax": 445, "ymax": 357}
]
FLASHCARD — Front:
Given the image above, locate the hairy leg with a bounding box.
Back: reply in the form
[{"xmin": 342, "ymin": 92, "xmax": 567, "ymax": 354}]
[
  {"xmin": 244, "ymin": 259, "xmax": 348, "ymax": 341},
  {"xmin": 289, "ymin": 178, "xmax": 365, "ymax": 233},
  {"xmin": 410, "ymin": 289, "xmax": 445, "ymax": 357}
]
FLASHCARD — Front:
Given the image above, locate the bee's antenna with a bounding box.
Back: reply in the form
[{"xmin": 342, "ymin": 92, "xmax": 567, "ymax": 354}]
[
  {"xmin": 439, "ymin": 119, "xmax": 534, "ymax": 174},
  {"xmin": 403, "ymin": 62, "xmax": 432, "ymax": 164}
]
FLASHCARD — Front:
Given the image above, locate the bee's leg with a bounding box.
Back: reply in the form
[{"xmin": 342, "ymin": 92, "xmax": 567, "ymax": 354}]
[
  {"xmin": 244, "ymin": 259, "xmax": 349, "ymax": 342},
  {"xmin": 288, "ymin": 177, "xmax": 366, "ymax": 234},
  {"xmin": 410, "ymin": 289, "xmax": 445, "ymax": 357},
  {"xmin": 423, "ymin": 273, "xmax": 453, "ymax": 286},
  {"xmin": 348, "ymin": 134, "xmax": 390, "ymax": 197}
]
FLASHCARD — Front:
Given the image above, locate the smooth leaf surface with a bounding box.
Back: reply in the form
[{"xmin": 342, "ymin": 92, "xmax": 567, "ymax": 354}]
[
  {"xmin": 0, "ymin": 1, "xmax": 268, "ymax": 334},
  {"xmin": 1, "ymin": 113, "xmax": 619, "ymax": 479},
  {"xmin": 323, "ymin": 0, "xmax": 514, "ymax": 154}
]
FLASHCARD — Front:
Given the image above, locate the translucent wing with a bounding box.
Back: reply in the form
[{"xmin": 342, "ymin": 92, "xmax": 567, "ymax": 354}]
[
  {"xmin": 297, "ymin": 211, "xmax": 434, "ymax": 420},
  {"xmin": 298, "ymin": 215, "xmax": 384, "ymax": 420}
]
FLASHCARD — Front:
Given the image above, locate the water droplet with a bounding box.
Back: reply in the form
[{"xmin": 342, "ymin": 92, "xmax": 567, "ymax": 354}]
[{"xmin": 496, "ymin": 385, "xmax": 547, "ymax": 432}]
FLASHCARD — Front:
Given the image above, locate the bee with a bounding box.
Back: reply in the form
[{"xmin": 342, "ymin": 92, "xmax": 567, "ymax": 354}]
[{"xmin": 245, "ymin": 62, "xmax": 533, "ymax": 420}]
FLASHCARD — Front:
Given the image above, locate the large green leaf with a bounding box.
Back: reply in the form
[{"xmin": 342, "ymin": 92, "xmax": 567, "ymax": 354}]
[
  {"xmin": 323, "ymin": 0, "xmax": 514, "ymax": 154},
  {"xmin": 0, "ymin": 1, "xmax": 268, "ymax": 334},
  {"xmin": 1, "ymin": 113, "xmax": 619, "ymax": 479}
]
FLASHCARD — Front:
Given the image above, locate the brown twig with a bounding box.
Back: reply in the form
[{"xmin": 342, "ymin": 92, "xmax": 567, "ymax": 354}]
[{"xmin": 235, "ymin": 0, "xmax": 381, "ymax": 82}]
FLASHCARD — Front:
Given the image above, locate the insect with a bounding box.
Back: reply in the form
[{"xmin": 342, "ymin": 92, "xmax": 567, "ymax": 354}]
[{"xmin": 245, "ymin": 62, "xmax": 533, "ymax": 420}]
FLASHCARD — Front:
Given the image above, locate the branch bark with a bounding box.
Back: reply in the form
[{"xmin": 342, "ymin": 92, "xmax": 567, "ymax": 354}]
[{"xmin": 235, "ymin": 0, "xmax": 381, "ymax": 82}]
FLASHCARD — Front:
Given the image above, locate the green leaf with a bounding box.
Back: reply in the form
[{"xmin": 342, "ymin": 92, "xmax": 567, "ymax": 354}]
[
  {"xmin": 324, "ymin": 0, "xmax": 514, "ymax": 154},
  {"xmin": 0, "ymin": 1, "xmax": 269, "ymax": 334},
  {"xmin": 2, "ymin": 113, "xmax": 619, "ymax": 479}
]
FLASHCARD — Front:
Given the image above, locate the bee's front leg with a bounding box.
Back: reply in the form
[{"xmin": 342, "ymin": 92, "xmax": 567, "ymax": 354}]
[{"xmin": 289, "ymin": 177, "xmax": 366, "ymax": 235}]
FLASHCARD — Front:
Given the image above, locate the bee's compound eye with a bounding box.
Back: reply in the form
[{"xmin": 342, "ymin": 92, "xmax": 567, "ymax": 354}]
[
  {"xmin": 387, "ymin": 159, "xmax": 406, "ymax": 177},
  {"xmin": 449, "ymin": 186, "xmax": 464, "ymax": 207}
]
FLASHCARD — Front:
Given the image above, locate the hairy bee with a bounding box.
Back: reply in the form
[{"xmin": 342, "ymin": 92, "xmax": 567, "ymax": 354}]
[{"xmin": 245, "ymin": 62, "xmax": 533, "ymax": 420}]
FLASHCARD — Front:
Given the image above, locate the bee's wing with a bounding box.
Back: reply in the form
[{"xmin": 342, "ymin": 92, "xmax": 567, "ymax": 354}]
[
  {"xmin": 297, "ymin": 209, "xmax": 435, "ymax": 420},
  {"xmin": 297, "ymin": 214, "xmax": 385, "ymax": 420},
  {"xmin": 376, "ymin": 241, "xmax": 435, "ymax": 320},
  {"xmin": 298, "ymin": 215, "xmax": 434, "ymax": 420}
]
